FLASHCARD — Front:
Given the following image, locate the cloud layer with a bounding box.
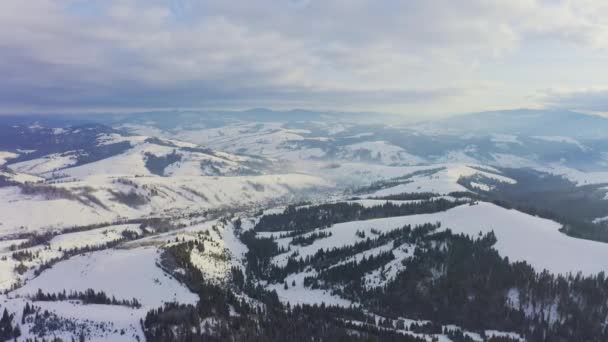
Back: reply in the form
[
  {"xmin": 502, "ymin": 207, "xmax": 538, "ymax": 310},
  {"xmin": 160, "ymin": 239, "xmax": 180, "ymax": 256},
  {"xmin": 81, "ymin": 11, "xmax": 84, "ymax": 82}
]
[{"xmin": 2, "ymin": 0, "xmax": 608, "ymax": 115}]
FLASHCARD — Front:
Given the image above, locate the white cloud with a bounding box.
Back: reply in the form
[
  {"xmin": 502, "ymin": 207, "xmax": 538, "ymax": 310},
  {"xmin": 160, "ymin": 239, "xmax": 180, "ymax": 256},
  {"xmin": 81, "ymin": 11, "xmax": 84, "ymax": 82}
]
[{"xmin": 1, "ymin": 0, "xmax": 608, "ymax": 115}]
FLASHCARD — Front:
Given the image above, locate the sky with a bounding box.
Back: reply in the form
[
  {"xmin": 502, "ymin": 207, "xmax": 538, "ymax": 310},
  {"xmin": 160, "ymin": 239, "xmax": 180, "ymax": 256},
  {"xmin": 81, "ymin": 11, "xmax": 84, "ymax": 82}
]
[{"xmin": 2, "ymin": 0, "xmax": 608, "ymax": 118}]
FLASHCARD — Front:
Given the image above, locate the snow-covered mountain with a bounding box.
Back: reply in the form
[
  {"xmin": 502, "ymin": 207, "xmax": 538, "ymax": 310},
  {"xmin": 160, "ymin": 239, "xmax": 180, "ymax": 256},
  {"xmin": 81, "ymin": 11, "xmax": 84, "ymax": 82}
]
[
  {"xmin": 0, "ymin": 111, "xmax": 607, "ymax": 341},
  {"xmin": 109, "ymin": 109, "xmax": 608, "ymax": 184},
  {"xmin": 0, "ymin": 122, "xmax": 332, "ymax": 233}
]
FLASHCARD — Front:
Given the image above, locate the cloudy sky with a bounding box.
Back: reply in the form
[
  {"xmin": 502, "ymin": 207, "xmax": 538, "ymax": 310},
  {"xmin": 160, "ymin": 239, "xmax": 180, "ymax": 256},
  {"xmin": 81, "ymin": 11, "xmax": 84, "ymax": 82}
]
[{"xmin": 2, "ymin": 0, "xmax": 608, "ymax": 118}]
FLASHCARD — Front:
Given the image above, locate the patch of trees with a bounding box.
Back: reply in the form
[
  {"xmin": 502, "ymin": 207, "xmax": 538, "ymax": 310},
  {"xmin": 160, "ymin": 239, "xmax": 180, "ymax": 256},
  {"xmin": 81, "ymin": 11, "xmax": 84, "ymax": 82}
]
[
  {"xmin": 254, "ymin": 199, "xmax": 462, "ymax": 232},
  {"xmin": 199, "ymin": 159, "xmax": 224, "ymax": 176},
  {"xmin": 246, "ymin": 206, "xmax": 608, "ymax": 341},
  {"xmin": 245, "ymin": 222, "xmax": 438, "ymax": 284},
  {"xmin": 145, "ymin": 241, "xmax": 427, "ymax": 342},
  {"xmin": 18, "ymin": 183, "xmax": 109, "ymax": 211},
  {"xmin": 291, "ymin": 231, "xmax": 332, "ymax": 246},
  {"xmin": 444, "ymin": 329, "xmax": 480, "ymax": 342},
  {"xmin": 239, "ymin": 230, "xmax": 285, "ymax": 279},
  {"xmin": 32, "ymin": 288, "xmax": 141, "ymax": 308},
  {"xmin": 144, "ymin": 150, "xmax": 182, "ymax": 176},
  {"xmin": 370, "ymin": 192, "xmax": 438, "ymax": 201},
  {"xmin": 108, "ymin": 190, "xmax": 148, "ymax": 208},
  {"xmin": 0, "ymin": 122, "xmax": 131, "ymax": 170},
  {"xmin": 12, "ymin": 249, "xmax": 40, "ymax": 262},
  {"xmin": 144, "ymin": 300, "xmax": 428, "ymax": 342},
  {"xmin": 338, "ymin": 229, "xmax": 608, "ymax": 341},
  {"xmin": 0, "ymin": 307, "xmax": 20, "ymax": 340},
  {"xmin": 23, "ymin": 302, "xmax": 97, "ymax": 341},
  {"xmin": 9, "ymin": 218, "xmax": 151, "ymax": 252},
  {"xmin": 14, "ymin": 232, "xmax": 54, "ymax": 250},
  {"xmin": 306, "ymin": 250, "xmax": 394, "ymax": 288},
  {"xmin": 139, "ymin": 217, "xmax": 186, "ymax": 234},
  {"xmin": 19, "ymin": 183, "xmax": 78, "ymax": 201},
  {"xmin": 0, "ymin": 174, "xmax": 19, "ymax": 188}
]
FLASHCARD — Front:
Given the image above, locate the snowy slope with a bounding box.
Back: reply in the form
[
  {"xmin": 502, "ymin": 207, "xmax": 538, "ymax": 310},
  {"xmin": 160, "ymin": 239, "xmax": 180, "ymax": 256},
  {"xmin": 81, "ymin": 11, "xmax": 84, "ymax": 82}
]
[
  {"xmin": 531, "ymin": 135, "xmax": 589, "ymax": 151},
  {"xmin": 0, "ymin": 152, "xmax": 17, "ymax": 166},
  {"xmin": 337, "ymin": 141, "xmax": 425, "ymax": 165},
  {"xmin": 10, "ymin": 152, "xmax": 79, "ymax": 175},
  {"xmin": 0, "ymin": 173, "xmax": 331, "ymax": 234},
  {"xmin": 260, "ymin": 200, "xmax": 608, "ymax": 279},
  {"xmin": 13, "ymin": 247, "xmax": 198, "ymax": 308},
  {"xmin": 366, "ymin": 164, "xmax": 516, "ymax": 196}
]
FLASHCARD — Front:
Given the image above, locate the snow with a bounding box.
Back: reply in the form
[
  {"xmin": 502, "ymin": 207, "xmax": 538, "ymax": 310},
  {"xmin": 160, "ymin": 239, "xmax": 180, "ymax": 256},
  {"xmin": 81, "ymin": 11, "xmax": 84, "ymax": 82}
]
[
  {"xmin": 14, "ymin": 247, "xmax": 198, "ymax": 308},
  {"xmin": 221, "ymin": 221, "xmax": 249, "ymax": 268},
  {"xmin": 532, "ymin": 135, "xmax": 589, "ymax": 151},
  {"xmin": 490, "ymin": 154, "xmax": 608, "ymax": 186},
  {"xmin": 363, "ymin": 242, "xmax": 415, "ymax": 288},
  {"xmin": 344, "ymin": 132, "xmax": 374, "ymax": 138},
  {"xmin": 163, "ymin": 150, "xmax": 256, "ymax": 177},
  {"xmin": 0, "ymin": 170, "xmax": 43, "ymax": 183},
  {"xmin": 266, "ymin": 270, "xmax": 352, "ymax": 307},
  {"xmin": 49, "ymin": 224, "xmax": 140, "ymax": 250},
  {"xmin": 96, "ymin": 132, "xmax": 148, "ymax": 146},
  {"xmin": 190, "ymin": 235, "xmax": 231, "ymax": 284},
  {"xmin": 593, "ymin": 215, "xmax": 608, "ymax": 224},
  {"xmin": 543, "ymin": 164, "xmax": 608, "ymax": 186},
  {"xmin": 485, "ymin": 330, "xmax": 525, "ymax": 341},
  {"xmin": 0, "ymin": 151, "xmax": 17, "ymax": 166},
  {"xmin": 338, "ymin": 141, "xmax": 425, "ymax": 165},
  {"xmin": 119, "ymin": 123, "xmax": 169, "ymax": 138},
  {"xmin": 490, "ymin": 153, "xmax": 539, "ymax": 169},
  {"xmin": 34, "ymin": 302, "xmax": 144, "ymax": 341},
  {"xmin": 0, "ymin": 296, "xmax": 146, "ymax": 341},
  {"xmin": 9, "ymin": 152, "xmax": 78, "ymax": 175},
  {"xmin": 269, "ymin": 215, "xmax": 421, "ymax": 266},
  {"xmin": 368, "ymin": 164, "xmax": 515, "ymax": 196},
  {"xmin": 0, "ymin": 239, "xmax": 27, "ymax": 252},
  {"xmin": 0, "ymin": 173, "xmax": 330, "ymax": 234},
  {"xmin": 0, "ymin": 185, "xmax": 118, "ymax": 235},
  {"xmin": 6, "ymin": 118, "xmax": 608, "ymax": 340},
  {"xmin": 170, "ymin": 122, "xmax": 308, "ymax": 158},
  {"xmin": 308, "ymin": 162, "xmax": 436, "ymax": 186},
  {"xmin": 436, "ymin": 150, "xmax": 480, "ymax": 164},
  {"xmin": 0, "ymin": 224, "xmax": 140, "ymax": 292},
  {"xmin": 56, "ymin": 143, "xmax": 172, "ymax": 179},
  {"xmin": 491, "ymin": 134, "xmax": 521, "ymax": 145},
  {"xmin": 470, "ymin": 181, "xmax": 491, "ymax": 191}
]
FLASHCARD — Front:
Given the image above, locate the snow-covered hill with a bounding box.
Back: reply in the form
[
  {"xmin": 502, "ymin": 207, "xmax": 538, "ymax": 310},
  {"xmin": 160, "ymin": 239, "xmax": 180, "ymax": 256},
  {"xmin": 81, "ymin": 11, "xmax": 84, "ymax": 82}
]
[
  {"xmin": 0, "ymin": 124, "xmax": 333, "ymax": 234},
  {"xmin": 0, "ymin": 113, "xmax": 607, "ymax": 341},
  {"xmin": 112, "ymin": 110, "xmax": 608, "ymax": 188}
]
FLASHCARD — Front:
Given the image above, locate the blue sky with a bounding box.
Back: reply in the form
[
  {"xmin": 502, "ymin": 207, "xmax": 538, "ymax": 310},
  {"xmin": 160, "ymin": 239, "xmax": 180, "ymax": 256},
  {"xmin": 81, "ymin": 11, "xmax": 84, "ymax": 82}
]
[{"xmin": 2, "ymin": 0, "xmax": 608, "ymax": 118}]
